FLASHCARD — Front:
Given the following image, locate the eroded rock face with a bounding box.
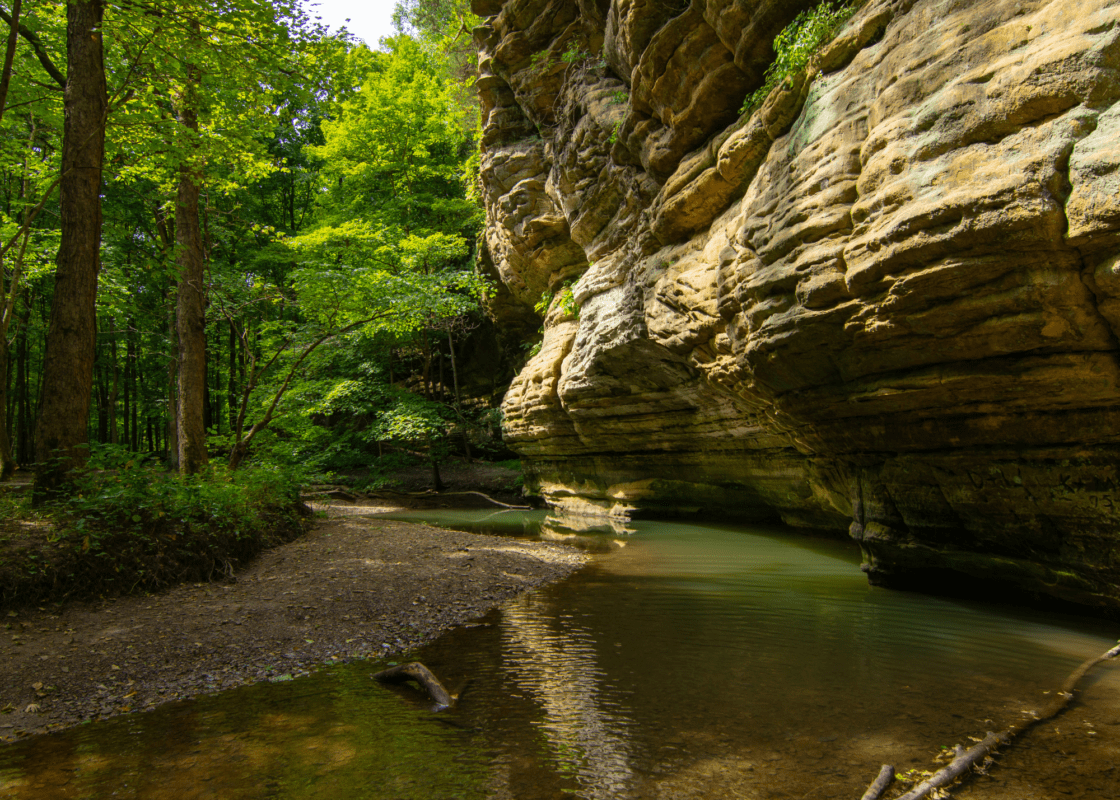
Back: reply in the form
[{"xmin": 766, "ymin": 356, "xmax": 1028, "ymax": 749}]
[{"xmin": 476, "ymin": 0, "xmax": 1120, "ymax": 609}]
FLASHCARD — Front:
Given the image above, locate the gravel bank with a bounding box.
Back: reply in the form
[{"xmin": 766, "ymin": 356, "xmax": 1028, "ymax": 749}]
[{"xmin": 0, "ymin": 501, "xmax": 585, "ymax": 742}]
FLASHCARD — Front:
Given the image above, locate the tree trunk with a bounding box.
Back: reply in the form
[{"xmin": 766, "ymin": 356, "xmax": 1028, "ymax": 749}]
[
  {"xmin": 108, "ymin": 318, "xmax": 118, "ymax": 443},
  {"xmin": 175, "ymin": 29, "xmax": 207, "ymax": 474},
  {"xmin": 166, "ymin": 289, "xmax": 178, "ymax": 468},
  {"xmin": 15, "ymin": 295, "xmax": 29, "ymax": 464},
  {"xmin": 130, "ymin": 327, "xmax": 140, "ymax": 451},
  {"xmin": 94, "ymin": 333, "xmax": 107, "ymax": 443},
  {"xmin": 33, "ymin": 0, "xmax": 106, "ymax": 503},
  {"xmin": 447, "ymin": 330, "xmax": 460, "ymax": 406},
  {"xmin": 122, "ymin": 328, "xmax": 131, "ymax": 449},
  {"xmin": 0, "ymin": 340, "xmax": 12, "ymax": 479},
  {"xmin": 422, "ymin": 329, "xmax": 431, "ymax": 400},
  {"xmin": 227, "ymin": 320, "xmax": 236, "ymax": 432}
]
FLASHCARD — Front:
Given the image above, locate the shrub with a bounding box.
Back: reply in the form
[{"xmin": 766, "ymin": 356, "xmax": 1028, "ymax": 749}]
[{"xmin": 0, "ymin": 446, "xmax": 309, "ymax": 606}]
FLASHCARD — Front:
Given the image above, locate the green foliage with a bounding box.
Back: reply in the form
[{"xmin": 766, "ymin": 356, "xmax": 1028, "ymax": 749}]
[
  {"xmin": 0, "ymin": 446, "xmax": 309, "ymax": 604},
  {"xmin": 610, "ymin": 91, "xmax": 628, "ymax": 105},
  {"xmin": 58, "ymin": 445, "xmax": 306, "ymax": 537},
  {"xmin": 373, "ymin": 392, "xmax": 452, "ymax": 460},
  {"xmin": 609, "ymin": 118, "xmax": 624, "ymax": 144},
  {"xmin": 556, "ymin": 283, "xmax": 579, "ymax": 319},
  {"xmin": 533, "ymin": 282, "xmax": 579, "ymax": 319},
  {"xmin": 739, "ymin": 1, "xmax": 858, "ymax": 115},
  {"xmin": 561, "ymin": 43, "xmax": 606, "ymax": 70},
  {"xmin": 534, "ymin": 289, "xmax": 554, "ymax": 317}
]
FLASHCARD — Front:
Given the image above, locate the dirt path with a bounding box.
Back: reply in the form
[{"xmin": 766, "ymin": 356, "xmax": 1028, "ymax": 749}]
[{"xmin": 0, "ymin": 501, "xmax": 585, "ymax": 743}]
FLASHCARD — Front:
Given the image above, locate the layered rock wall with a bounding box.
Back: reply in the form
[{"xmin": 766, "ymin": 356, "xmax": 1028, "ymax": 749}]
[{"xmin": 475, "ymin": 0, "xmax": 1120, "ymax": 609}]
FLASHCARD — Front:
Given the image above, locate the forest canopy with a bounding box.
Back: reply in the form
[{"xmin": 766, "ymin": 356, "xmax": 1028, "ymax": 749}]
[{"xmin": 0, "ymin": 0, "xmax": 493, "ymax": 498}]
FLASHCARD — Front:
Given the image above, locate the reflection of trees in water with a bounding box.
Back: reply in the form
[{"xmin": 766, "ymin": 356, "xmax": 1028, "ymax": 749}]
[{"xmin": 501, "ymin": 592, "xmax": 634, "ymax": 800}]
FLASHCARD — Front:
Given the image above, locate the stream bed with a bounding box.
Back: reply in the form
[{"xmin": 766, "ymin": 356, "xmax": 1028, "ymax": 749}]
[{"xmin": 1, "ymin": 511, "xmax": 1118, "ymax": 799}]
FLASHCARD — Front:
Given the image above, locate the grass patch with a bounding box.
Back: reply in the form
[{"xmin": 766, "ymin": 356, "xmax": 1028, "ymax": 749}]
[{"xmin": 0, "ymin": 447, "xmax": 310, "ymax": 608}]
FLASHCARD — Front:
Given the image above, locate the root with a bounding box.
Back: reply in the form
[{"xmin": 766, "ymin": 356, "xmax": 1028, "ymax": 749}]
[{"xmin": 861, "ymin": 640, "xmax": 1120, "ymax": 800}]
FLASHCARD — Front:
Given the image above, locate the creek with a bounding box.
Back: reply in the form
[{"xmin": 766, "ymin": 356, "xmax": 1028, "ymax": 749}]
[{"xmin": 1, "ymin": 511, "xmax": 1118, "ymax": 799}]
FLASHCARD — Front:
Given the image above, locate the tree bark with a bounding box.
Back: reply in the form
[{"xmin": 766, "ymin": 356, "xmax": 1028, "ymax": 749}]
[
  {"xmin": 175, "ymin": 27, "xmax": 207, "ymax": 474},
  {"xmin": 32, "ymin": 0, "xmax": 106, "ymax": 503}
]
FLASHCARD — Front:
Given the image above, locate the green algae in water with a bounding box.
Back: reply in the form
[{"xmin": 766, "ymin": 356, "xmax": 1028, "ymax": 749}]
[{"xmin": 0, "ymin": 664, "xmax": 491, "ymax": 800}]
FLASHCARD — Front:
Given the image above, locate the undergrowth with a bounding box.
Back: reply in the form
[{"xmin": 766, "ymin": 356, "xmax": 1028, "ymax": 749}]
[
  {"xmin": 739, "ymin": 0, "xmax": 858, "ymax": 115},
  {"xmin": 0, "ymin": 446, "xmax": 310, "ymax": 607}
]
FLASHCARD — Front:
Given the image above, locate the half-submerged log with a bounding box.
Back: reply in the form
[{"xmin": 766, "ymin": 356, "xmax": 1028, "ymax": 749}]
[
  {"xmin": 373, "ymin": 661, "xmax": 455, "ymax": 709},
  {"xmin": 861, "ymin": 641, "xmax": 1120, "ymax": 800}
]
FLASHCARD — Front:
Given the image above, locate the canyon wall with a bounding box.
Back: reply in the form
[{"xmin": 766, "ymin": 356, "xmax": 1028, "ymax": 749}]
[{"xmin": 473, "ymin": 0, "xmax": 1120, "ymax": 609}]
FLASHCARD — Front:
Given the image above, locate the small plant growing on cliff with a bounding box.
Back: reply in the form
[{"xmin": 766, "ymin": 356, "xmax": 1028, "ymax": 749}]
[
  {"xmin": 557, "ymin": 281, "xmax": 579, "ymax": 318},
  {"xmin": 561, "ymin": 42, "xmax": 606, "ymax": 70},
  {"xmin": 739, "ymin": 0, "xmax": 858, "ymax": 115},
  {"xmin": 609, "ymin": 118, "xmax": 624, "ymax": 144},
  {"xmin": 534, "ymin": 288, "xmax": 554, "ymax": 317},
  {"xmin": 610, "ymin": 91, "xmax": 627, "ymax": 105}
]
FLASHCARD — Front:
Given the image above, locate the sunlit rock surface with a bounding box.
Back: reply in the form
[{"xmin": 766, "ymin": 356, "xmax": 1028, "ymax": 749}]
[{"xmin": 475, "ymin": 0, "xmax": 1120, "ymax": 609}]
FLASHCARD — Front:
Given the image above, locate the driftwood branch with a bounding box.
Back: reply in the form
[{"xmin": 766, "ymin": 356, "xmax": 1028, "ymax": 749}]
[
  {"xmin": 860, "ymin": 765, "xmax": 895, "ymax": 800},
  {"xmin": 301, "ymin": 489, "xmax": 357, "ymax": 503},
  {"xmin": 374, "ymin": 662, "xmax": 455, "ymax": 709},
  {"xmin": 433, "ymin": 491, "xmax": 531, "ymax": 509},
  {"xmin": 862, "ymin": 640, "xmax": 1120, "ymax": 800},
  {"xmin": 367, "ymin": 488, "xmax": 530, "ymax": 510}
]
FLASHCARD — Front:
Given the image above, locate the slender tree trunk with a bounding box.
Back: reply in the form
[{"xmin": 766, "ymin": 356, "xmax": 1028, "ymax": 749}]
[
  {"xmin": 447, "ymin": 330, "xmax": 461, "ymax": 406},
  {"xmin": 94, "ymin": 332, "xmax": 107, "ymax": 443},
  {"xmin": 107, "ymin": 318, "xmax": 118, "ymax": 443},
  {"xmin": 15, "ymin": 295, "xmax": 28, "ymax": 464},
  {"xmin": 33, "ymin": 0, "xmax": 106, "ymax": 503},
  {"xmin": 422, "ymin": 329, "xmax": 431, "ymax": 400},
  {"xmin": 166, "ymin": 288, "xmax": 178, "ymax": 468},
  {"xmin": 122, "ymin": 330, "xmax": 131, "ymax": 449},
  {"xmin": 0, "ymin": 340, "xmax": 12, "ymax": 479},
  {"xmin": 175, "ymin": 28, "xmax": 207, "ymax": 474},
  {"xmin": 227, "ymin": 321, "xmax": 236, "ymax": 431},
  {"xmin": 128, "ymin": 326, "xmax": 138, "ymax": 451},
  {"xmin": 437, "ymin": 350, "xmax": 445, "ymax": 402}
]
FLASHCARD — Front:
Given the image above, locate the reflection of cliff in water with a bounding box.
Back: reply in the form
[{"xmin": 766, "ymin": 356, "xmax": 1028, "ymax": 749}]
[
  {"xmin": 500, "ymin": 591, "xmax": 634, "ymax": 800},
  {"xmin": 539, "ymin": 512, "xmax": 634, "ymax": 553}
]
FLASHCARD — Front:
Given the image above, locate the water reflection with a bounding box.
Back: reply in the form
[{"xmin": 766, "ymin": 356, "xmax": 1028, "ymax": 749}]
[{"xmin": 500, "ymin": 592, "xmax": 634, "ymax": 799}]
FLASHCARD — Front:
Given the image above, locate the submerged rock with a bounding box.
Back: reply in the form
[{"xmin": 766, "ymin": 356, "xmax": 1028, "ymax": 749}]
[{"xmin": 476, "ymin": 0, "xmax": 1120, "ymax": 609}]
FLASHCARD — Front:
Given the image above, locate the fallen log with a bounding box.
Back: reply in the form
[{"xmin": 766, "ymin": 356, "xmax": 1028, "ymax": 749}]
[
  {"xmin": 860, "ymin": 765, "xmax": 894, "ymax": 800},
  {"xmin": 373, "ymin": 661, "xmax": 455, "ymax": 709},
  {"xmin": 861, "ymin": 640, "xmax": 1120, "ymax": 800},
  {"xmin": 367, "ymin": 488, "xmax": 531, "ymax": 510},
  {"xmin": 301, "ymin": 489, "xmax": 357, "ymax": 502}
]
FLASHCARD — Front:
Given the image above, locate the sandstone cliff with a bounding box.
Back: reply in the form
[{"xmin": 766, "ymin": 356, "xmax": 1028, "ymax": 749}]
[{"xmin": 474, "ymin": 0, "xmax": 1120, "ymax": 609}]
